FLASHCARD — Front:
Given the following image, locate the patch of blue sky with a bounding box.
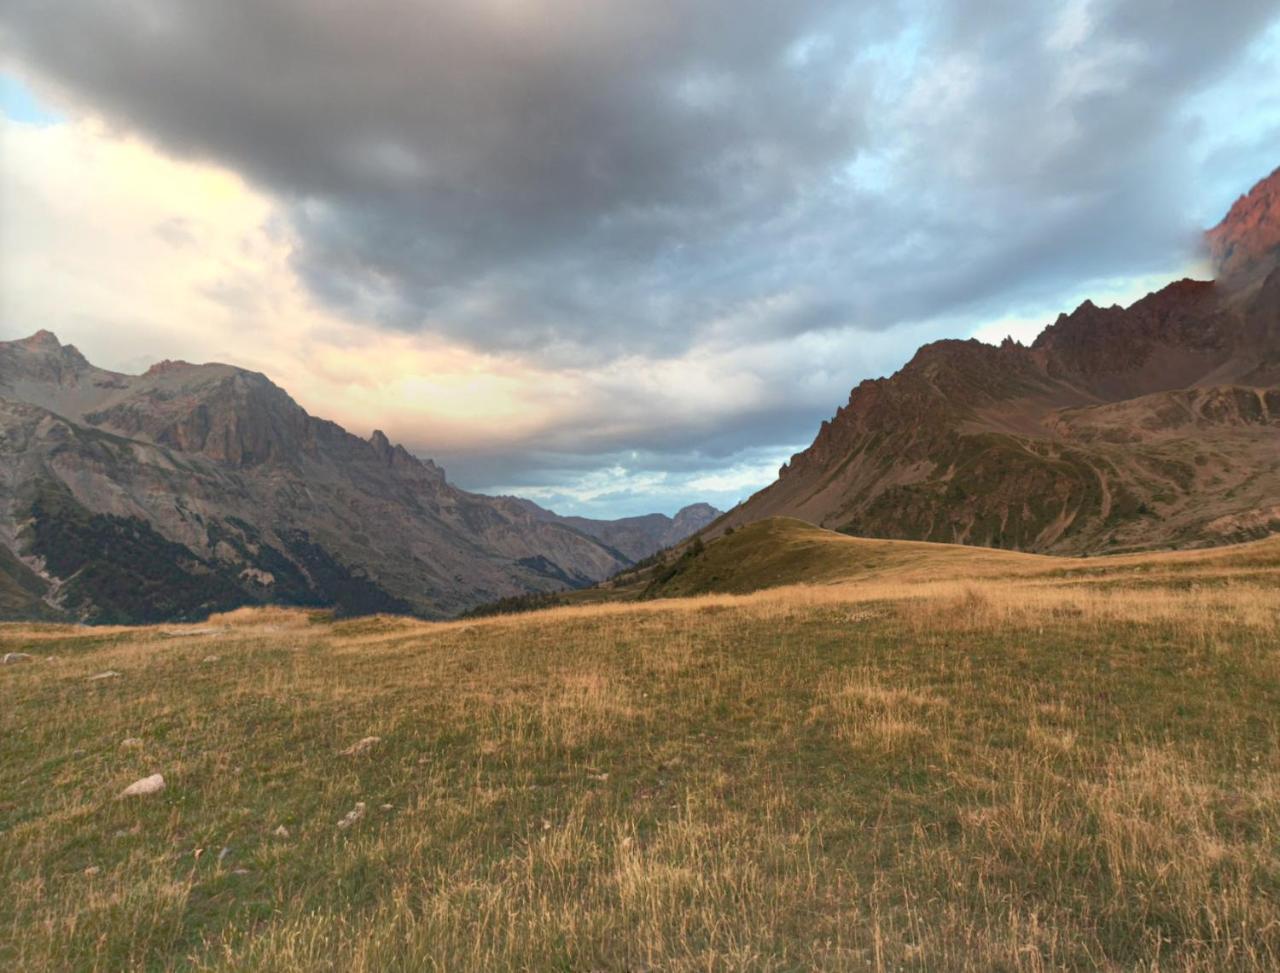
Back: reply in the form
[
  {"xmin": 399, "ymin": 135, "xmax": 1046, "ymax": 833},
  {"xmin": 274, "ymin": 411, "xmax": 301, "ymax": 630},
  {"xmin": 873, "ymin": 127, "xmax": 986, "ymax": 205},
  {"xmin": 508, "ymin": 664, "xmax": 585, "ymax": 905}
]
[
  {"xmin": 0, "ymin": 74, "xmax": 62, "ymax": 126},
  {"xmin": 1181, "ymin": 19, "xmax": 1280, "ymax": 223}
]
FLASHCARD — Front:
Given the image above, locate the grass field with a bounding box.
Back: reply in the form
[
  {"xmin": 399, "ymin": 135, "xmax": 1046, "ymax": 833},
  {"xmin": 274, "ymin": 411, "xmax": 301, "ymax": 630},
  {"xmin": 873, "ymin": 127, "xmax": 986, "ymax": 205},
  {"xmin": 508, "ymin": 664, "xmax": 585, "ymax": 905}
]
[{"xmin": 3, "ymin": 521, "xmax": 1279, "ymax": 970}]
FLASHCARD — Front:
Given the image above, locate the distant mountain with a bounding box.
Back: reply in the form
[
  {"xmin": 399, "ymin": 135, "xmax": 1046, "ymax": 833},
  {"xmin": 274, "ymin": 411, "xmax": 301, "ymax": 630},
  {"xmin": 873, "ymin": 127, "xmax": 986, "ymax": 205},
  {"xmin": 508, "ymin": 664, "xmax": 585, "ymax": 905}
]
[
  {"xmin": 543, "ymin": 502, "xmax": 721, "ymax": 562},
  {"xmin": 719, "ymin": 166, "xmax": 1280, "ymax": 553},
  {"xmin": 0, "ymin": 338, "xmax": 715, "ymax": 622}
]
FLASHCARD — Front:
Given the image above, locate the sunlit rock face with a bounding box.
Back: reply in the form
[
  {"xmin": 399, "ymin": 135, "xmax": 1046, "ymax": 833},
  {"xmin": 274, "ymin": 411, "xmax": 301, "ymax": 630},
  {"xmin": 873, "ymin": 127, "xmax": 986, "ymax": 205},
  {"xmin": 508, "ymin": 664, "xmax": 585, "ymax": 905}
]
[{"xmin": 1208, "ymin": 166, "xmax": 1280, "ymax": 290}]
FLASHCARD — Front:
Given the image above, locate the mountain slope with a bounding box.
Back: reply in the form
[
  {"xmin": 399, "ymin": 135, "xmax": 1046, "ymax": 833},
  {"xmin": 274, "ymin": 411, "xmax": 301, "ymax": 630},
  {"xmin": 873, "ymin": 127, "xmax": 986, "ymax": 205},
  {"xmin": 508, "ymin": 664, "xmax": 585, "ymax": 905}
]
[
  {"xmin": 720, "ymin": 167, "xmax": 1280, "ymax": 553},
  {"xmin": 0, "ymin": 336, "xmax": 709, "ymax": 622},
  {"xmin": 644, "ymin": 517, "xmax": 1280, "ymax": 599}
]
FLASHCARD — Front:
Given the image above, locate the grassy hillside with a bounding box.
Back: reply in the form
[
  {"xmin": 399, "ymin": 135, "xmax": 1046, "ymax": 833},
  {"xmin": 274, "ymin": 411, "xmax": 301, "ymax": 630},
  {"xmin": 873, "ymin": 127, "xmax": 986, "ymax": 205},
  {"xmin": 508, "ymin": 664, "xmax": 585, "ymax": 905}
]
[
  {"xmin": 2, "ymin": 539, "xmax": 1279, "ymax": 970},
  {"xmin": 643, "ymin": 517, "xmax": 1280, "ymax": 598}
]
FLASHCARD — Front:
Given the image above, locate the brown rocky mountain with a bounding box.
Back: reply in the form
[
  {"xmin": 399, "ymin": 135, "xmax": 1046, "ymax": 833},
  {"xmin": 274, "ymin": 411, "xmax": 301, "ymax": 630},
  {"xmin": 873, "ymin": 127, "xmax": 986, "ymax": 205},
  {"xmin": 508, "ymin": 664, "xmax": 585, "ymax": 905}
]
[
  {"xmin": 718, "ymin": 167, "xmax": 1280, "ymax": 553},
  {"xmin": 0, "ymin": 338, "xmax": 716, "ymax": 622}
]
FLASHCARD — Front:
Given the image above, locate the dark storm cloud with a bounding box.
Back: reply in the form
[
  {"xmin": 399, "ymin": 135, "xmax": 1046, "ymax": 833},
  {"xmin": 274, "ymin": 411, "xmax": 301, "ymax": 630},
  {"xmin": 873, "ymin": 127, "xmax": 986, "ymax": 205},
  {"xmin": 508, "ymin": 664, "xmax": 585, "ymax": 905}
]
[
  {"xmin": 1, "ymin": 0, "xmax": 880, "ymax": 353},
  {"xmin": 4, "ymin": 0, "xmax": 1278, "ymax": 502}
]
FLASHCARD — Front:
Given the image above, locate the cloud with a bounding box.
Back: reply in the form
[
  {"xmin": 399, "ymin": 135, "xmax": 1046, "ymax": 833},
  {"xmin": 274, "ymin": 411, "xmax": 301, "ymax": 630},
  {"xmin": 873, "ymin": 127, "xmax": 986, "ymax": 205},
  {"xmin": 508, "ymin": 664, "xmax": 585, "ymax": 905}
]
[
  {"xmin": 7, "ymin": 0, "xmax": 1274, "ymax": 360},
  {"xmin": 0, "ymin": 116, "xmax": 834, "ymax": 517},
  {"xmin": 2, "ymin": 1, "xmax": 1278, "ymax": 515}
]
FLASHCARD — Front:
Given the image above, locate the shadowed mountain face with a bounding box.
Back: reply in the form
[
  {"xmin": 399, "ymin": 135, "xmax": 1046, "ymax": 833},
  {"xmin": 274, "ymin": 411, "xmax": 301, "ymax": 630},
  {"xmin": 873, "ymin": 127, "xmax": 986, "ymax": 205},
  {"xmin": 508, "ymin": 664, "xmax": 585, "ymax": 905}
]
[
  {"xmin": 0, "ymin": 340, "xmax": 717, "ymax": 622},
  {"xmin": 721, "ymin": 167, "xmax": 1280, "ymax": 554}
]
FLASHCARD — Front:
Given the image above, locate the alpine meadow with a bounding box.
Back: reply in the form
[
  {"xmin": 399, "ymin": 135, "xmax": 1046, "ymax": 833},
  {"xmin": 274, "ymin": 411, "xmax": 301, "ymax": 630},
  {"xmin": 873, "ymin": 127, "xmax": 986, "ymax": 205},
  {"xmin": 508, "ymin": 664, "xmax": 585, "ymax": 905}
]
[{"xmin": 3, "ymin": 523, "xmax": 1279, "ymax": 969}]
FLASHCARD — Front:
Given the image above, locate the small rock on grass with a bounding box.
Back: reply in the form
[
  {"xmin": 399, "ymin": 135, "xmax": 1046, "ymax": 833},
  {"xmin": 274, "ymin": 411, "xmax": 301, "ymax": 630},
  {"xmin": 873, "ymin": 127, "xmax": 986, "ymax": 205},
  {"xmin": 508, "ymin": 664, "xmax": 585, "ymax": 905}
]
[
  {"xmin": 120, "ymin": 774, "xmax": 165, "ymax": 797},
  {"xmin": 3, "ymin": 652, "xmax": 34, "ymax": 665},
  {"xmin": 89, "ymin": 670, "xmax": 122, "ymax": 681},
  {"xmin": 340, "ymin": 736, "xmax": 380, "ymax": 756},
  {"xmin": 337, "ymin": 802, "xmax": 366, "ymax": 830}
]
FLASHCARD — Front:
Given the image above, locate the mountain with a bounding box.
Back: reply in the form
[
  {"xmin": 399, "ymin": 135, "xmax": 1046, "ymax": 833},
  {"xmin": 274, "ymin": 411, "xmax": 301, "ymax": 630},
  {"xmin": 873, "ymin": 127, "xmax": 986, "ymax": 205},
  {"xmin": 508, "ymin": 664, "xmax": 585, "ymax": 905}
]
[
  {"xmin": 1208, "ymin": 165, "xmax": 1280, "ymax": 288},
  {"xmin": 718, "ymin": 167, "xmax": 1280, "ymax": 554},
  {"xmin": 523, "ymin": 502, "xmax": 721, "ymax": 562},
  {"xmin": 0, "ymin": 338, "xmax": 713, "ymax": 622}
]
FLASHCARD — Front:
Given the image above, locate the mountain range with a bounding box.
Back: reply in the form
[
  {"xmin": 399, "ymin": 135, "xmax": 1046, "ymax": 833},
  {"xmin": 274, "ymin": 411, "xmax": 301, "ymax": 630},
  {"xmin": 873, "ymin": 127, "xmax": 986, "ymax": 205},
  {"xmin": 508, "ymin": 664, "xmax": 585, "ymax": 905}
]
[
  {"xmin": 0, "ymin": 340, "xmax": 718, "ymax": 622},
  {"xmin": 717, "ymin": 166, "xmax": 1280, "ymax": 553},
  {"xmin": 4, "ymin": 167, "xmax": 1277, "ymax": 623}
]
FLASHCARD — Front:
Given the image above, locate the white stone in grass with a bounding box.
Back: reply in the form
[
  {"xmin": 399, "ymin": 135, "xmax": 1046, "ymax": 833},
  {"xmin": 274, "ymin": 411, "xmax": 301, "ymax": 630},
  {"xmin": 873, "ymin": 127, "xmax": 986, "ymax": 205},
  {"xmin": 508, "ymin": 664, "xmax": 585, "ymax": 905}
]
[
  {"xmin": 337, "ymin": 802, "xmax": 366, "ymax": 830},
  {"xmin": 120, "ymin": 773, "xmax": 165, "ymax": 797},
  {"xmin": 340, "ymin": 736, "xmax": 380, "ymax": 756},
  {"xmin": 89, "ymin": 670, "xmax": 121, "ymax": 681},
  {"xmin": 3, "ymin": 652, "xmax": 34, "ymax": 665}
]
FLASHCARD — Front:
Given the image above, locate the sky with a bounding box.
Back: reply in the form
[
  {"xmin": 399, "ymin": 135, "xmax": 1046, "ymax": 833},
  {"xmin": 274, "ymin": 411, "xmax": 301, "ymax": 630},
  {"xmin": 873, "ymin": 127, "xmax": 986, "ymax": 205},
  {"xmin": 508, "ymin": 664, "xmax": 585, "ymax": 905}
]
[{"xmin": 2, "ymin": 1, "xmax": 1278, "ymax": 519}]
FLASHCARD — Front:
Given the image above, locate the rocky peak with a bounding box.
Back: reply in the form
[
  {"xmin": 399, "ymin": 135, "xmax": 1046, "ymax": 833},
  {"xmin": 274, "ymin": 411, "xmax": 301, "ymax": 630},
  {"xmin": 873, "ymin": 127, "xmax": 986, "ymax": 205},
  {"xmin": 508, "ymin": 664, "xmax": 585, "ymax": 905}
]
[
  {"xmin": 1, "ymin": 332, "xmax": 96, "ymax": 400},
  {"xmin": 19, "ymin": 329, "xmax": 62, "ymax": 351},
  {"xmin": 143, "ymin": 359, "xmax": 196, "ymax": 377},
  {"xmin": 1207, "ymin": 166, "xmax": 1280, "ymax": 288},
  {"xmin": 369, "ymin": 428, "xmax": 393, "ymax": 458},
  {"xmin": 675, "ymin": 502, "xmax": 718, "ymax": 519},
  {"xmin": 671, "ymin": 503, "xmax": 721, "ymax": 533},
  {"xmin": 7, "ymin": 330, "xmax": 89, "ymax": 366},
  {"xmin": 1031, "ymin": 279, "xmax": 1221, "ymax": 390},
  {"xmin": 366, "ymin": 428, "xmax": 437, "ymax": 477}
]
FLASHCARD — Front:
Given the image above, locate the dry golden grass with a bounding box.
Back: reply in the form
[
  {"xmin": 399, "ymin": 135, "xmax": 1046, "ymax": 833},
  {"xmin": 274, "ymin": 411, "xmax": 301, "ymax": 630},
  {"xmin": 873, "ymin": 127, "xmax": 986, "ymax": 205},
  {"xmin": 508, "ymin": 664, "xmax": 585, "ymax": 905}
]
[{"xmin": 2, "ymin": 533, "xmax": 1279, "ymax": 970}]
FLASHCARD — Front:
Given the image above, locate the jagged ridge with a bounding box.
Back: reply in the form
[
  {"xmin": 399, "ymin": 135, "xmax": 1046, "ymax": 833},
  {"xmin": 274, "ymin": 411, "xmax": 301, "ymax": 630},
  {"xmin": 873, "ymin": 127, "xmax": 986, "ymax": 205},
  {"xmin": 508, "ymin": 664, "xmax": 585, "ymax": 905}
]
[{"xmin": 721, "ymin": 167, "xmax": 1280, "ymax": 554}]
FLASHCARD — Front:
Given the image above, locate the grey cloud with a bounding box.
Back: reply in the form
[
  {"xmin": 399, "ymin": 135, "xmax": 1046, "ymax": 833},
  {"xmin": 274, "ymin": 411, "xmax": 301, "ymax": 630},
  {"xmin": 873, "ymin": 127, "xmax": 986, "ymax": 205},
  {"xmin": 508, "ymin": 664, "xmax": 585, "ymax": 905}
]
[
  {"xmin": 6, "ymin": 1, "xmax": 1274, "ymax": 359},
  {"xmin": 3, "ymin": 0, "xmax": 877, "ymax": 354}
]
